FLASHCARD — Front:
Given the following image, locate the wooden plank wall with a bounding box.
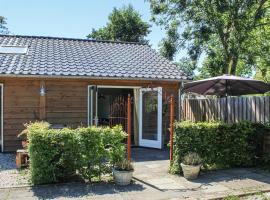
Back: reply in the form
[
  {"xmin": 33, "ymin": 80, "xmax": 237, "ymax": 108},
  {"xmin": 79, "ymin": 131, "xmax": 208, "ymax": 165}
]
[
  {"xmin": 4, "ymin": 80, "xmax": 40, "ymax": 151},
  {"xmin": 2, "ymin": 78, "xmax": 180, "ymax": 152},
  {"xmin": 182, "ymin": 96, "xmax": 270, "ymax": 123},
  {"xmin": 46, "ymin": 81, "xmax": 88, "ymax": 128}
]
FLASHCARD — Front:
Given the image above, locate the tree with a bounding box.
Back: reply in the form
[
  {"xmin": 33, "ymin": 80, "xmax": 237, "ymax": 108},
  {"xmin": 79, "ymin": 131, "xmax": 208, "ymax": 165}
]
[
  {"xmin": 149, "ymin": 0, "xmax": 270, "ymax": 76},
  {"xmin": 87, "ymin": 5, "xmax": 151, "ymax": 43},
  {"xmin": 249, "ymin": 26, "xmax": 270, "ymax": 82},
  {"xmin": 158, "ymin": 21, "xmax": 179, "ymax": 60},
  {"xmin": 175, "ymin": 58, "xmax": 196, "ymax": 78},
  {"xmin": 0, "ymin": 16, "xmax": 8, "ymax": 34}
]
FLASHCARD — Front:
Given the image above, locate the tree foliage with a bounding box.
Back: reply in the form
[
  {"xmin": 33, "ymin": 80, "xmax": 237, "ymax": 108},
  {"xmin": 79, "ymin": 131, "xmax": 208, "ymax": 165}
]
[
  {"xmin": 87, "ymin": 5, "xmax": 151, "ymax": 43},
  {"xmin": 252, "ymin": 27, "xmax": 270, "ymax": 82},
  {"xmin": 0, "ymin": 16, "xmax": 8, "ymax": 34},
  {"xmin": 174, "ymin": 58, "xmax": 196, "ymax": 78},
  {"xmin": 158, "ymin": 21, "xmax": 179, "ymax": 60},
  {"xmin": 149, "ymin": 0, "xmax": 270, "ymax": 77}
]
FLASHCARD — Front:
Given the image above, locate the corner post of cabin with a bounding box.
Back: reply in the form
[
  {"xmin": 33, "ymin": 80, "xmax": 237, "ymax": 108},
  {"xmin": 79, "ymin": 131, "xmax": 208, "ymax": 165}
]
[
  {"xmin": 39, "ymin": 80, "xmax": 46, "ymax": 120},
  {"xmin": 170, "ymin": 94, "xmax": 175, "ymax": 165}
]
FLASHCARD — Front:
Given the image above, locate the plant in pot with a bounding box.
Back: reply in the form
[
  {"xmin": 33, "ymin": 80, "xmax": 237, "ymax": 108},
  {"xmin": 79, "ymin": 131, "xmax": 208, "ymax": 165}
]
[
  {"xmin": 113, "ymin": 159, "xmax": 134, "ymax": 186},
  {"xmin": 181, "ymin": 152, "xmax": 202, "ymax": 180},
  {"xmin": 17, "ymin": 128, "xmax": 28, "ymax": 149}
]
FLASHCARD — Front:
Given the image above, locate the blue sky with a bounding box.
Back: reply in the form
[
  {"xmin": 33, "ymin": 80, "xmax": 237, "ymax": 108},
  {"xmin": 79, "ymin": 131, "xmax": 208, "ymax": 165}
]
[{"xmin": 0, "ymin": 0, "xmax": 168, "ymax": 51}]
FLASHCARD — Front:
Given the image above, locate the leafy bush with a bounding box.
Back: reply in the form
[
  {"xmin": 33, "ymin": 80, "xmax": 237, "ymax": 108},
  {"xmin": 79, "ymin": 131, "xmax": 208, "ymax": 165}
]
[
  {"xmin": 28, "ymin": 123, "xmax": 79, "ymax": 184},
  {"xmin": 171, "ymin": 121, "xmax": 268, "ymax": 174},
  {"xmin": 182, "ymin": 152, "xmax": 202, "ymax": 166},
  {"xmin": 76, "ymin": 126, "xmax": 126, "ymax": 182},
  {"xmin": 27, "ymin": 122, "xmax": 127, "ymax": 184},
  {"xmin": 18, "ymin": 121, "xmax": 50, "ymax": 140}
]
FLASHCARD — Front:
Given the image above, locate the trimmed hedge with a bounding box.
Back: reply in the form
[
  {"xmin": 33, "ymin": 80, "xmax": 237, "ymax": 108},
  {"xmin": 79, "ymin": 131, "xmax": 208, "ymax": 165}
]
[
  {"xmin": 170, "ymin": 121, "xmax": 269, "ymax": 174},
  {"xmin": 27, "ymin": 122, "xmax": 127, "ymax": 184}
]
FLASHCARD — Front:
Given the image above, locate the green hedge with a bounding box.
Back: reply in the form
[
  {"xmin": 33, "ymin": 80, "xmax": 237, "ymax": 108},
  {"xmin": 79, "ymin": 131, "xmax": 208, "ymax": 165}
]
[
  {"xmin": 27, "ymin": 122, "xmax": 127, "ymax": 184},
  {"xmin": 170, "ymin": 121, "xmax": 269, "ymax": 174}
]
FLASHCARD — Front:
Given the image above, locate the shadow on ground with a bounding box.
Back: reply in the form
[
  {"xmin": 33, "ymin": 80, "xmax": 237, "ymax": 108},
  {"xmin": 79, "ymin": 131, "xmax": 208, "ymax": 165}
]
[
  {"xmin": 131, "ymin": 147, "xmax": 170, "ymax": 162},
  {"xmin": 0, "ymin": 153, "xmax": 16, "ymax": 172},
  {"xmin": 31, "ymin": 181, "xmax": 145, "ymax": 199}
]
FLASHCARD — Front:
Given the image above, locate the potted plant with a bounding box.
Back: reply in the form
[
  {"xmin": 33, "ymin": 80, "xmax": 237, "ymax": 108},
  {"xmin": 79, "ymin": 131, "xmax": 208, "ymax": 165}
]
[
  {"xmin": 113, "ymin": 159, "xmax": 134, "ymax": 186},
  {"xmin": 181, "ymin": 152, "xmax": 202, "ymax": 180},
  {"xmin": 17, "ymin": 128, "xmax": 28, "ymax": 149}
]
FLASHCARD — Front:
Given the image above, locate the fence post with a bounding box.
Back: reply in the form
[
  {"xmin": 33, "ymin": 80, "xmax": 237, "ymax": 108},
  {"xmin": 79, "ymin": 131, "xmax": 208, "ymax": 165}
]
[
  {"xmin": 127, "ymin": 94, "xmax": 132, "ymax": 161},
  {"xmin": 170, "ymin": 94, "xmax": 175, "ymax": 164}
]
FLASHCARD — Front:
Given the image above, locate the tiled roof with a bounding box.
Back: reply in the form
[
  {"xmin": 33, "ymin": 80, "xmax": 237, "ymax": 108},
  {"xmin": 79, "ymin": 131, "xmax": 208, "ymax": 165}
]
[{"xmin": 0, "ymin": 35, "xmax": 188, "ymax": 81}]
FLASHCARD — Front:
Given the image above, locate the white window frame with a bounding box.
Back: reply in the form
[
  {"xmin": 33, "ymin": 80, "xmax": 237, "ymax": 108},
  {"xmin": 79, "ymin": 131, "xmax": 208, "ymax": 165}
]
[{"xmin": 87, "ymin": 85, "xmax": 94, "ymax": 126}]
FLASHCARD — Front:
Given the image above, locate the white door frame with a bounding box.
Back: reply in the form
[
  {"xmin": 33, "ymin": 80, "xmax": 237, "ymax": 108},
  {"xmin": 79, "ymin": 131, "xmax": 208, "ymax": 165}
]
[
  {"xmin": 0, "ymin": 84, "xmax": 4, "ymax": 152},
  {"xmin": 87, "ymin": 85, "xmax": 94, "ymax": 126},
  {"xmin": 87, "ymin": 85, "xmax": 141, "ymax": 126},
  {"xmin": 139, "ymin": 87, "xmax": 162, "ymax": 149}
]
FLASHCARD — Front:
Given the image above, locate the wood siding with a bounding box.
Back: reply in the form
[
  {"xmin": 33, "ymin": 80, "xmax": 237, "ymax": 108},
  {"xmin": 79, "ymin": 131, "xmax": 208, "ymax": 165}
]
[
  {"xmin": 3, "ymin": 80, "xmax": 40, "ymax": 151},
  {"xmin": 1, "ymin": 77, "xmax": 180, "ymax": 152},
  {"xmin": 46, "ymin": 81, "xmax": 88, "ymax": 128}
]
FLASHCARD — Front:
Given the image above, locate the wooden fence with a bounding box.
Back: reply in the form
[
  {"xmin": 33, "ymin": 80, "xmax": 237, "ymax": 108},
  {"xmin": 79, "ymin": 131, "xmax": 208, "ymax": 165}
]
[{"xmin": 181, "ymin": 96, "xmax": 270, "ymax": 123}]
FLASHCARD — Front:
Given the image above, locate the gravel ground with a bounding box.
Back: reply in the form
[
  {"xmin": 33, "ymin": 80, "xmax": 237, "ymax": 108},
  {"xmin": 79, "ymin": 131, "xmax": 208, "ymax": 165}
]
[{"xmin": 0, "ymin": 153, "xmax": 30, "ymax": 188}]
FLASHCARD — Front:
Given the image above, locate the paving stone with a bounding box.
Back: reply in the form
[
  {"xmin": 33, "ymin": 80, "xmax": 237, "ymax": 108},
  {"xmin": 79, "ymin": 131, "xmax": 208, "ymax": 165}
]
[
  {"xmin": 146, "ymin": 178, "xmax": 177, "ymax": 185},
  {"xmin": 145, "ymin": 164, "xmax": 163, "ymax": 168},
  {"xmin": 221, "ymin": 178, "xmax": 267, "ymax": 190},
  {"xmin": 201, "ymin": 183, "xmax": 230, "ymax": 193},
  {"xmin": 153, "ymin": 182, "xmax": 186, "ymax": 190}
]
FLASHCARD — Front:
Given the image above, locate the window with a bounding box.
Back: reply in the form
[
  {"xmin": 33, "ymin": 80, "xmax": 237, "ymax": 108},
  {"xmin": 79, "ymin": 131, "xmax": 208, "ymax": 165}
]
[{"xmin": 0, "ymin": 46, "xmax": 28, "ymax": 54}]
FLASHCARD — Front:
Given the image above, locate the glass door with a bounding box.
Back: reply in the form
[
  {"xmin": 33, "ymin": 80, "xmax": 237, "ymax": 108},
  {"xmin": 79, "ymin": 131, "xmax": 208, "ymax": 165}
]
[{"xmin": 139, "ymin": 87, "xmax": 162, "ymax": 149}]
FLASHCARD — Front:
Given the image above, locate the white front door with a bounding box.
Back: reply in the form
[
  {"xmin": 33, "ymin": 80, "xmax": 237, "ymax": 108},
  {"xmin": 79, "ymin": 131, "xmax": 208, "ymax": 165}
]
[{"xmin": 139, "ymin": 87, "xmax": 162, "ymax": 149}]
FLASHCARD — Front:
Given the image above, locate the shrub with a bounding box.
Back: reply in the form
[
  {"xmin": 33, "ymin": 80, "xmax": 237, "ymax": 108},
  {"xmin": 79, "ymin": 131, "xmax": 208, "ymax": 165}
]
[
  {"xmin": 76, "ymin": 125, "xmax": 126, "ymax": 182},
  {"xmin": 27, "ymin": 122, "xmax": 127, "ymax": 184},
  {"xmin": 19, "ymin": 121, "xmax": 50, "ymax": 140},
  {"xmin": 28, "ymin": 124, "xmax": 79, "ymax": 184},
  {"xmin": 171, "ymin": 121, "xmax": 268, "ymax": 174}
]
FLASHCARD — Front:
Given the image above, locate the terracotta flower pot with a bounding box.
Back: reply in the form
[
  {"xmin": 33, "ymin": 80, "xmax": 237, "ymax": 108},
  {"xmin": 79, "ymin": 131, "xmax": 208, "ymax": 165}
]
[
  {"xmin": 113, "ymin": 168, "xmax": 134, "ymax": 186},
  {"xmin": 181, "ymin": 163, "xmax": 201, "ymax": 180}
]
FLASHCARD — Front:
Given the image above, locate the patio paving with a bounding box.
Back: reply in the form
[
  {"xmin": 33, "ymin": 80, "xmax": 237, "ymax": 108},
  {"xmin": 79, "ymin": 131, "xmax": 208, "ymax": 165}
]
[
  {"xmin": 132, "ymin": 148, "xmax": 270, "ymax": 199},
  {"xmin": 0, "ymin": 148, "xmax": 270, "ymax": 200}
]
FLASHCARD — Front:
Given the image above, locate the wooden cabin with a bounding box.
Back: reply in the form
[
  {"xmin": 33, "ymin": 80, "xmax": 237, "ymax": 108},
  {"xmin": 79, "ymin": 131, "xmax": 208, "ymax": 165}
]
[{"xmin": 0, "ymin": 35, "xmax": 188, "ymax": 152}]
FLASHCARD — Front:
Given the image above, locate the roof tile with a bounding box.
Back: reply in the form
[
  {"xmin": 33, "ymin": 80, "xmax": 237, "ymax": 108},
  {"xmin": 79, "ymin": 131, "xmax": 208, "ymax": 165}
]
[{"xmin": 0, "ymin": 35, "xmax": 188, "ymax": 80}]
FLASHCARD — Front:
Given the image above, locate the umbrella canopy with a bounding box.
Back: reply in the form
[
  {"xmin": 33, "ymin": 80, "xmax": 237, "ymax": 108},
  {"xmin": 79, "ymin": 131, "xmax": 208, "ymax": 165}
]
[{"xmin": 183, "ymin": 74, "xmax": 270, "ymax": 96}]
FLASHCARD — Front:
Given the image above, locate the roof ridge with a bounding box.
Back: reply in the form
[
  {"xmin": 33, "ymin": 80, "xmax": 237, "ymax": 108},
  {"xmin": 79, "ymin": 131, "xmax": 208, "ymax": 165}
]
[{"xmin": 0, "ymin": 34, "xmax": 148, "ymax": 46}]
